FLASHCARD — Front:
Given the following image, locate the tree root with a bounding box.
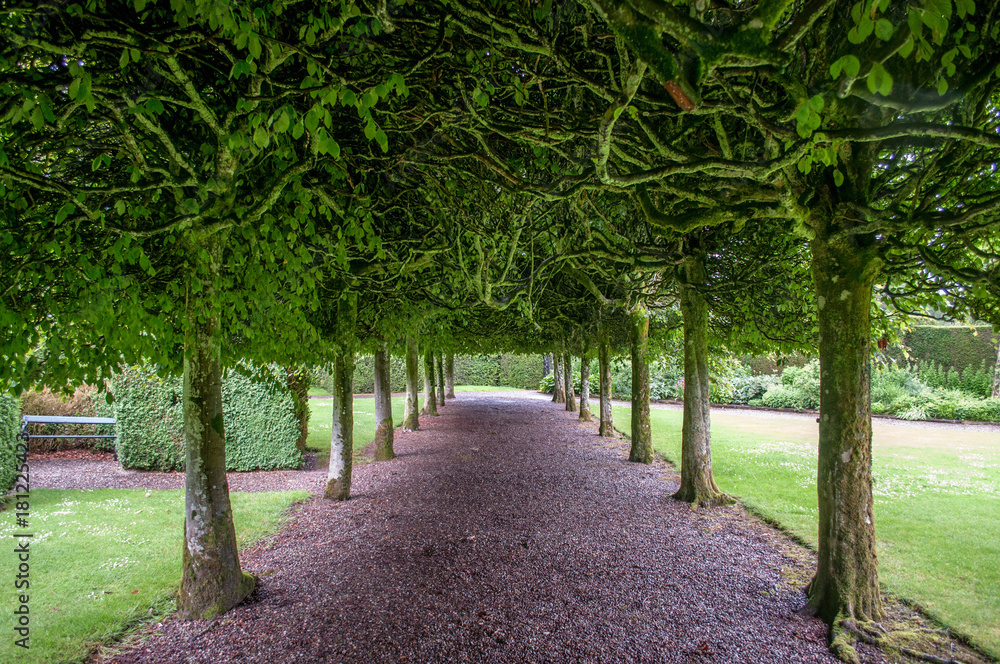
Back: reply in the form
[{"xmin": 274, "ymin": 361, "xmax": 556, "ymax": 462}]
[{"xmin": 839, "ymin": 620, "xmax": 969, "ymax": 664}]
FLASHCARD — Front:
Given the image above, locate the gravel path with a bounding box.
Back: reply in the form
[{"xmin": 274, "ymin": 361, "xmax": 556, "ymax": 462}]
[{"xmin": 105, "ymin": 391, "xmax": 885, "ymax": 664}]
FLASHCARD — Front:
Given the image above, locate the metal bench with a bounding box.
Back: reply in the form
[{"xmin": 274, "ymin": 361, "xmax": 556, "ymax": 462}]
[{"xmin": 20, "ymin": 415, "xmax": 118, "ymax": 459}]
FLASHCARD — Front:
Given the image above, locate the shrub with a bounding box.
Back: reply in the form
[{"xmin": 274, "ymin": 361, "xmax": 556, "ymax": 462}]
[
  {"xmin": 538, "ymin": 371, "xmax": 599, "ymax": 395},
  {"xmin": 0, "ymin": 394, "xmax": 20, "ymax": 492},
  {"xmin": 110, "ymin": 364, "xmax": 302, "ymax": 472},
  {"xmin": 761, "ymin": 385, "xmax": 809, "ymax": 409},
  {"xmin": 761, "ymin": 360, "xmax": 821, "ymax": 409},
  {"xmin": 731, "ymin": 373, "xmax": 781, "ymax": 404},
  {"xmin": 18, "ymin": 385, "xmax": 114, "ymax": 453}
]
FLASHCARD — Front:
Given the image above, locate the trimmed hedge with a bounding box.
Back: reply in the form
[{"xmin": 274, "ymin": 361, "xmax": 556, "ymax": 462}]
[
  {"xmin": 1, "ymin": 394, "xmax": 19, "ymax": 493},
  {"xmin": 110, "ymin": 365, "xmax": 302, "ymax": 472},
  {"xmin": 313, "ymin": 353, "xmax": 544, "ymax": 393},
  {"xmin": 904, "ymin": 325, "xmax": 998, "ymax": 373}
]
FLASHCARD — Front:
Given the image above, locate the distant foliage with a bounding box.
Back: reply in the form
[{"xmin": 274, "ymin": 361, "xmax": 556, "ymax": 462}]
[
  {"xmin": 0, "ymin": 394, "xmax": 19, "ymax": 492},
  {"xmin": 538, "ymin": 370, "xmax": 599, "ymax": 395},
  {"xmin": 110, "ymin": 365, "xmax": 302, "ymax": 471},
  {"xmin": 313, "ymin": 354, "xmax": 542, "ymax": 393},
  {"xmin": 18, "ymin": 385, "xmax": 113, "ymax": 453},
  {"xmin": 760, "ymin": 361, "xmax": 822, "ymax": 410},
  {"xmin": 914, "ymin": 359, "xmax": 992, "ymax": 398},
  {"xmin": 902, "ymin": 325, "xmax": 998, "ymax": 374}
]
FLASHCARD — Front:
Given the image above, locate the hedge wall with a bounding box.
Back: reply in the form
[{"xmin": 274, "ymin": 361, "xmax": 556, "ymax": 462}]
[
  {"xmin": 312, "ymin": 353, "xmax": 543, "ymax": 393},
  {"xmin": 0, "ymin": 394, "xmax": 20, "ymax": 493},
  {"xmin": 903, "ymin": 325, "xmax": 998, "ymax": 373},
  {"xmin": 110, "ymin": 365, "xmax": 302, "ymax": 472}
]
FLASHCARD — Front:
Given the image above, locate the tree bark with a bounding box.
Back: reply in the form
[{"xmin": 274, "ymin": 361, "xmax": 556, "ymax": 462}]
[
  {"xmin": 446, "ymin": 352, "xmax": 456, "ymax": 398},
  {"xmin": 421, "ymin": 350, "xmax": 438, "ymax": 416},
  {"xmin": 807, "ymin": 233, "xmax": 885, "ymax": 627},
  {"xmin": 629, "ymin": 304, "xmax": 653, "ymax": 463},
  {"xmin": 372, "ymin": 345, "xmax": 394, "ymax": 461},
  {"xmin": 324, "ymin": 347, "xmax": 355, "ymax": 500},
  {"xmin": 178, "ymin": 241, "xmax": 254, "ymax": 620},
  {"xmin": 552, "ymin": 353, "xmax": 565, "ymax": 403},
  {"xmin": 673, "ymin": 255, "xmax": 729, "ymax": 507},
  {"xmin": 285, "ymin": 366, "xmax": 310, "ymax": 455},
  {"xmin": 579, "ymin": 347, "xmax": 592, "ymax": 421},
  {"xmin": 436, "ymin": 352, "xmax": 446, "ymax": 407},
  {"xmin": 564, "ymin": 351, "xmax": 576, "ymax": 411},
  {"xmin": 599, "ymin": 326, "xmax": 614, "ymax": 436},
  {"xmin": 992, "ymin": 340, "xmax": 1000, "ymax": 399},
  {"xmin": 403, "ymin": 336, "xmax": 420, "ymax": 430}
]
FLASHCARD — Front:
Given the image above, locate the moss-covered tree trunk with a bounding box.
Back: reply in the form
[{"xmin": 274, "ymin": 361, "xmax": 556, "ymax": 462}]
[
  {"xmin": 372, "ymin": 345, "xmax": 394, "ymax": 462},
  {"xmin": 324, "ymin": 294, "xmax": 356, "ymax": 501},
  {"xmin": 673, "ymin": 255, "xmax": 729, "ymax": 507},
  {"xmin": 446, "ymin": 352, "xmax": 456, "ymax": 398},
  {"xmin": 579, "ymin": 347, "xmax": 592, "ymax": 421},
  {"xmin": 552, "ymin": 353, "xmax": 565, "ymax": 403},
  {"xmin": 629, "ymin": 304, "xmax": 652, "ymax": 463},
  {"xmin": 285, "ymin": 366, "xmax": 310, "ymax": 455},
  {"xmin": 807, "ymin": 231, "xmax": 885, "ymax": 630},
  {"xmin": 178, "ymin": 239, "xmax": 254, "ymax": 619},
  {"xmin": 403, "ymin": 336, "xmax": 420, "ymax": 430},
  {"xmin": 564, "ymin": 352, "xmax": 576, "ymax": 411},
  {"xmin": 992, "ymin": 341, "xmax": 1000, "ymax": 399},
  {"xmin": 599, "ymin": 327, "xmax": 614, "ymax": 436},
  {"xmin": 436, "ymin": 352, "xmax": 446, "ymax": 407},
  {"xmin": 421, "ymin": 350, "xmax": 438, "ymax": 416}
]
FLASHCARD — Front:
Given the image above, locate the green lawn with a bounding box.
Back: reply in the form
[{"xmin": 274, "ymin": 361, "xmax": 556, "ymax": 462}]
[
  {"xmin": 0, "ymin": 488, "xmax": 307, "ymax": 664},
  {"xmin": 611, "ymin": 404, "xmax": 1000, "ymax": 658}
]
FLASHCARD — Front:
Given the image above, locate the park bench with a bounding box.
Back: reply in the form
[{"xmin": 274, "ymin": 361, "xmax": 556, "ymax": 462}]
[{"xmin": 20, "ymin": 415, "xmax": 118, "ymax": 459}]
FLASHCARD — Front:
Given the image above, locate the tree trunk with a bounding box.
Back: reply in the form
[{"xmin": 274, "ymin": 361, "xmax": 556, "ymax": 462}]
[
  {"xmin": 992, "ymin": 340, "xmax": 1000, "ymax": 399},
  {"xmin": 421, "ymin": 350, "xmax": 438, "ymax": 416},
  {"xmin": 599, "ymin": 326, "xmax": 614, "ymax": 436},
  {"xmin": 372, "ymin": 345, "xmax": 394, "ymax": 461},
  {"xmin": 579, "ymin": 347, "xmax": 592, "ymax": 421},
  {"xmin": 436, "ymin": 352, "xmax": 446, "ymax": 407},
  {"xmin": 807, "ymin": 233, "xmax": 885, "ymax": 627},
  {"xmin": 673, "ymin": 257, "xmax": 729, "ymax": 507},
  {"xmin": 564, "ymin": 352, "xmax": 576, "ymax": 411},
  {"xmin": 629, "ymin": 304, "xmax": 652, "ymax": 463},
  {"xmin": 403, "ymin": 336, "xmax": 420, "ymax": 430},
  {"xmin": 446, "ymin": 352, "xmax": 456, "ymax": 398},
  {"xmin": 552, "ymin": 353, "xmax": 565, "ymax": 403},
  {"xmin": 324, "ymin": 293, "xmax": 356, "ymax": 501},
  {"xmin": 285, "ymin": 366, "xmax": 310, "ymax": 455},
  {"xmin": 543, "ymin": 353, "xmax": 552, "ymax": 378},
  {"xmin": 178, "ymin": 243, "xmax": 254, "ymax": 620}
]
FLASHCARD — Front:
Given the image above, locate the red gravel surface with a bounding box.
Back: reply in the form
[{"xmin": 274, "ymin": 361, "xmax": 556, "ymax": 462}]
[{"xmin": 106, "ymin": 391, "xmax": 885, "ymax": 664}]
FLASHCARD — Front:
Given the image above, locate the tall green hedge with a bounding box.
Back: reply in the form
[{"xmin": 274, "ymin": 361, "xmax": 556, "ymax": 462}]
[
  {"xmin": 313, "ymin": 353, "xmax": 543, "ymax": 393},
  {"xmin": 904, "ymin": 325, "xmax": 998, "ymax": 373},
  {"xmin": 0, "ymin": 394, "xmax": 20, "ymax": 493},
  {"xmin": 110, "ymin": 365, "xmax": 302, "ymax": 472}
]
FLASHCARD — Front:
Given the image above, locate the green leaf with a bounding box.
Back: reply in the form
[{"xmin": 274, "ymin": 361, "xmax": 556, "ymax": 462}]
[
  {"xmin": 937, "ymin": 77, "xmax": 949, "ymax": 95},
  {"xmin": 291, "ymin": 120, "xmax": 304, "ymax": 140},
  {"xmin": 55, "ymin": 202, "xmax": 76, "ymax": 224},
  {"xmin": 833, "ymin": 169, "xmax": 845, "ymax": 187},
  {"xmin": 273, "ymin": 110, "xmax": 291, "ymax": 133},
  {"xmin": 69, "ymin": 78, "xmax": 81, "ymax": 100},
  {"xmin": 874, "ymin": 18, "xmax": 894, "ymax": 40},
  {"xmin": 253, "ymin": 125, "xmax": 269, "ymax": 148},
  {"xmin": 248, "ymin": 33, "xmax": 262, "ymax": 59},
  {"xmin": 119, "ymin": 49, "xmax": 130, "ymax": 68},
  {"xmin": 830, "ymin": 55, "xmax": 861, "ymax": 79},
  {"xmin": 867, "ymin": 62, "xmax": 894, "ymax": 96},
  {"xmin": 808, "ymin": 95, "xmax": 824, "ymax": 113},
  {"xmin": 375, "ymin": 129, "xmax": 388, "ymax": 153},
  {"xmin": 898, "ymin": 36, "xmax": 915, "ymax": 58}
]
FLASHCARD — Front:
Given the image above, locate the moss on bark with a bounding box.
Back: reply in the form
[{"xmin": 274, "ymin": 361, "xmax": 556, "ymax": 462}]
[
  {"xmin": 436, "ymin": 352, "xmax": 446, "ymax": 407},
  {"xmin": 403, "ymin": 336, "xmax": 419, "ymax": 430},
  {"xmin": 421, "ymin": 350, "xmax": 438, "ymax": 416},
  {"xmin": 599, "ymin": 327, "xmax": 614, "ymax": 436},
  {"xmin": 579, "ymin": 349, "xmax": 592, "ymax": 421},
  {"xmin": 372, "ymin": 346, "xmax": 394, "ymax": 462},
  {"xmin": 324, "ymin": 346, "xmax": 355, "ymax": 501},
  {"xmin": 807, "ymin": 231, "xmax": 885, "ymax": 625},
  {"xmin": 564, "ymin": 352, "xmax": 576, "ymax": 412},
  {"xmin": 673, "ymin": 256, "xmax": 730, "ymax": 507},
  {"xmin": 629, "ymin": 305, "xmax": 652, "ymax": 463},
  {"xmin": 446, "ymin": 352, "xmax": 456, "ymax": 398},
  {"xmin": 178, "ymin": 239, "xmax": 251, "ymax": 620}
]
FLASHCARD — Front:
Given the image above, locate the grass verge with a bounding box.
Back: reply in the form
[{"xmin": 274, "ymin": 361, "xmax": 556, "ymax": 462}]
[
  {"xmin": 611, "ymin": 404, "xmax": 1000, "ymax": 659},
  {"xmin": 0, "ymin": 488, "xmax": 307, "ymax": 664}
]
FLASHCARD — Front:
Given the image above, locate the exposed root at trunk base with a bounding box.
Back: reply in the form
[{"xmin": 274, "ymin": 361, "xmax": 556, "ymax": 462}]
[
  {"xmin": 323, "ymin": 478, "xmax": 350, "ymax": 501},
  {"xmin": 671, "ymin": 487, "xmax": 735, "ymax": 509},
  {"xmin": 579, "ymin": 408, "xmax": 592, "ymax": 422},
  {"xmin": 838, "ymin": 620, "xmax": 972, "ymax": 664}
]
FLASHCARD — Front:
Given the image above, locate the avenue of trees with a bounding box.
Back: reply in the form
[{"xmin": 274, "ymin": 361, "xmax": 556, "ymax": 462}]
[{"xmin": 2, "ymin": 0, "xmax": 999, "ymax": 659}]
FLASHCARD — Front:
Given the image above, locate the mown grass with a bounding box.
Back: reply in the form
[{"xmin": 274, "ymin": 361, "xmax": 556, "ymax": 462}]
[
  {"xmin": 0, "ymin": 488, "xmax": 307, "ymax": 664},
  {"xmin": 611, "ymin": 404, "xmax": 1000, "ymax": 658}
]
